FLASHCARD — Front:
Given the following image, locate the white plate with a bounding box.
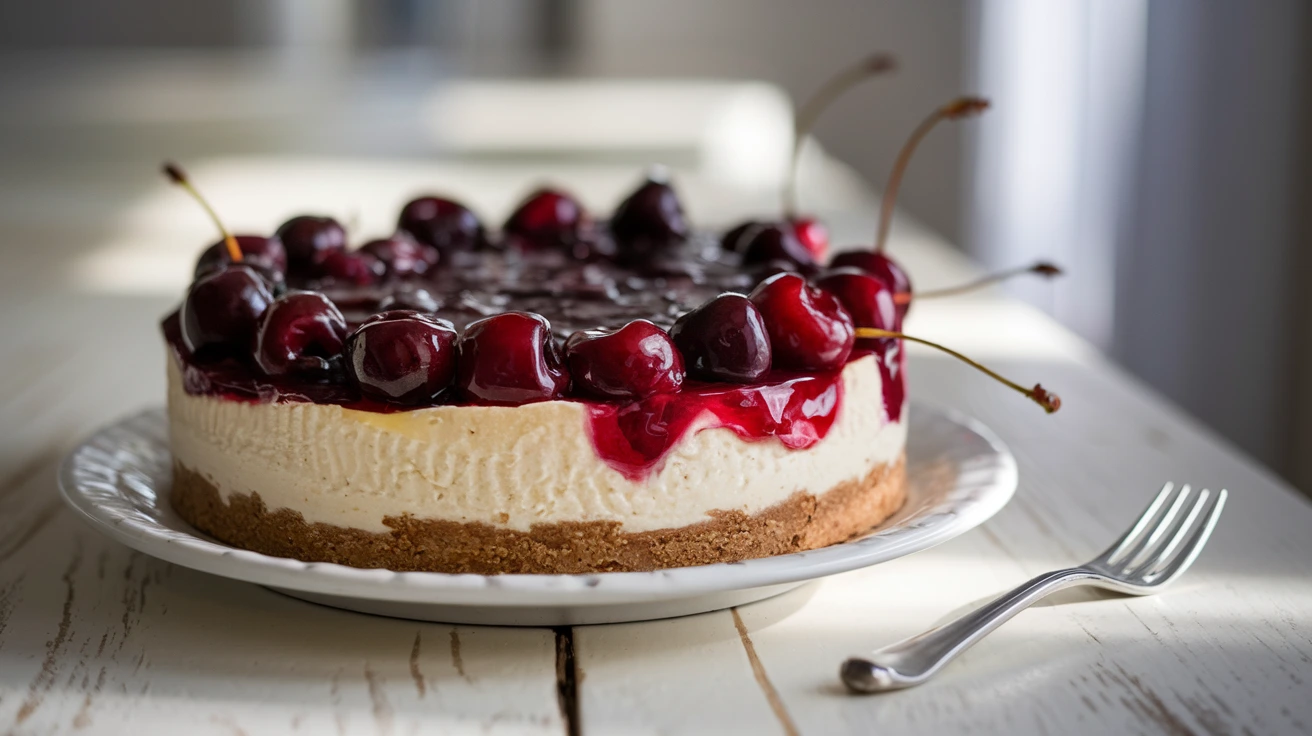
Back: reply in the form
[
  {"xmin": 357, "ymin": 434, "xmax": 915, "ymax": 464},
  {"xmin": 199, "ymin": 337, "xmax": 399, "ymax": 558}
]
[{"xmin": 59, "ymin": 404, "xmax": 1016, "ymax": 626}]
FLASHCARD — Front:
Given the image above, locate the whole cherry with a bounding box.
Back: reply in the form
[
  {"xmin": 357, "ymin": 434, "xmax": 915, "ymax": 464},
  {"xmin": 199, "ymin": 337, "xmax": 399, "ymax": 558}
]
[
  {"xmin": 254, "ymin": 292, "xmax": 348, "ymax": 376},
  {"xmin": 179, "ymin": 264, "xmax": 274, "ymax": 357},
  {"xmin": 815, "ymin": 268, "xmax": 899, "ymax": 347},
  {"xmin": 564, "ymin": 320, "xmax": 685, "ymax": 400},
  {"xmin": 740, "ymin": 224, "xmax": 816, "ymax": 270},
  {"xmin": 397, "ymin": 196, "xmax": 484, "ymax": 253},
  {"xmin": 610, "ymin": 177, "xmax": 689, "ymax": 257},
  {"xmin": 749, "ymin": 272, "xmax": 854, "ymax": 371},
  {"xmin": 829, "ymin": 249, "xmax": 912, "ymax": 318},
  {"xmin": 503, "ymin": 188, "xmax": 592, "ymax": 248},
  {"xmin": 195, "ymin": 235, "xmax": 288, "ymax": 279},
  {"xmin": 314, "ymin": 249, "xmax": 385, "ymax": 286},
  {"xmin": 721, "ymin": 220, "xmax": 762, "ymax": 253},
  {"xmin": 275, "ymin": 216, "xmax": 347, "ymax": 270},
  {"xmin": 346, "ymin": 310, "xmax": 459, "ymax": 405},
  {"xmin": 669, "ymin": 293, "xmax": 773, "ymax": 383},
  {"xmin": 790, "ymin": 217, "xmax": 829, "ymax": 261},
  {"xmin": 359, "ymin": 237, "xmax": 439, "ymax": 277},
  {"xmin": 456, "ymin": 312, "xmax": 570, "ymax": 405}
]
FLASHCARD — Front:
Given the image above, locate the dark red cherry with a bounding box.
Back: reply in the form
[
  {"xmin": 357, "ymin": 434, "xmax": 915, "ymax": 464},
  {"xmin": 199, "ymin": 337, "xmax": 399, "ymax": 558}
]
[
  {"xmin": 179, "ymin": 264, "xmax": 274, "ymax": 357},
  {"xmin": 669, "ymin": 293, "xmax": 772, "ymax": 383},
  {"xmin": 397, "ymin": 196, "xmax": 484, "ymax": 253},
  {"xmin": 790, "ymin": 217, "xmax": 829, "ymax": 261},
  {"xmin": 740, "ymin": 225, "xmax": 816, "ymax": 269},
  {"xmin": 359, "ymin": 237, "xmax": 439, "ymax": 277},
  {"xmin": 195, "ymin": 235, "xmax": 288, "ymax": 278},
  {"xmin": 346, "ymin": 310, "xmax": 458, "ymax": 405},
  {"xmin": 504, "ymin": 188, "xmax": 591, "ymax": 247},
  {"xmin": 564, "ymin": 320, "xmax": 685, "ymax": 400},
  {"xmin": 816, "ymin": 268, "xmax": 899, "ymax": 347},
  {"xmin": 456, "ymin": 312, "xmax": 570, "ymax": 405},
  {"xmin": 829, "ymin": 250, "xmax": 912, "ymax": 317},
  {"xmin": 722, "ymin": 220, "xmax": 763, "ymax": 253},
  {"xmin": 749, "ymin": 272, "xmax": 854, "ymax": 371},
  {"xmin": 315, "ymin": 249, "xmax": 385, "ymax": 286},
  {"xmin": 254, "ymin": 292, "xmax": 348, "ymax": 376},
  {"xmin": 275, "ymin": 216, "xmax": 346, "ymax": 270},
  {"xmin": 611, "ymin": 178, "xmax": 689, "ymax": 251}
]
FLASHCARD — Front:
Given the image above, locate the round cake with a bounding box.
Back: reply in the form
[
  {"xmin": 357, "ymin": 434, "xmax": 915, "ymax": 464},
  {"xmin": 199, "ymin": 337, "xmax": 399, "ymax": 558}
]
[{"xmin": 162, "ymin": 172, "xmax": 915, "ymax": 574}]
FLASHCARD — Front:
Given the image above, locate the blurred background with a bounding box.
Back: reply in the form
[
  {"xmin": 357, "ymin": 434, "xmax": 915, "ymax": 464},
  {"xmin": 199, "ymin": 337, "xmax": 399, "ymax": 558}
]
[{"xmin": 1, "ymin": 0, "xmax": 1308, "ymax": 491}]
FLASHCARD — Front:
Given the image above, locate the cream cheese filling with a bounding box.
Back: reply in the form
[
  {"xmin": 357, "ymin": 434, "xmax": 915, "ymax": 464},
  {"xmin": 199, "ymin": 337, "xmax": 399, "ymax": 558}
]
[{"xmin": 167, "ymin": 353, "xmax": 906, "ymax": 533}]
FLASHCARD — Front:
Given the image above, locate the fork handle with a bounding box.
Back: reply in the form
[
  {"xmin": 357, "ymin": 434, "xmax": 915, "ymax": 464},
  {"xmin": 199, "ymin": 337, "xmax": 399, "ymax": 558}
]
[{"xmin": 841, "ymin": 567, "xmax": 1097, "ymax": 692}]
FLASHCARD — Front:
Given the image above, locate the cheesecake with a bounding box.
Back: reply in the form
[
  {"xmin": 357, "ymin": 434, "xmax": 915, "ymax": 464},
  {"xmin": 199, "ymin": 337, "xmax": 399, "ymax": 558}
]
[{"xmin": 160, "ymin": 171, "xmax": 915, "ymax": 574}]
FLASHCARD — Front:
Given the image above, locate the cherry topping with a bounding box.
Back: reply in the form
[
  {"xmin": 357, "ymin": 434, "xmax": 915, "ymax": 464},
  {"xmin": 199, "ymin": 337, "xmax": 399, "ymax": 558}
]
[
  {"xmin": 610, "ymin": 178, "xmax": 689, "ymax": 257},
  {"xmin": 564, "ymin": 320, "xmax": 685, "ymax": 400},
  {"xmin": 721, "ymin": 220, "xmax": 762, "ymax": 253},
  {"xmin": 669, "ymin": 293, "xmax": 772, "ymax": 383},
  {"xmin": 315, "ymin": 249, "xmax": 385, "ymax": 286},
  {"xmin": 254, "ymin": 292, "xmax": 348, "ymax": 376},
  {"xmin": 749, "ymin": 272, "xmax": 854, "ymax": 371},
  {"xmin": 504, "ymin": 188, "xmax": 592, "ymax": 248},
  {"xmin": 346, "ymin": 310, "xmax": 459, "ymax": 405},
  {"xmin": 829, "ymin": 249, "xmax": 912, "ymax": 317},
  {"xmin": 397, "ymin": 196, "xmax": 484, "ymax": 253},
  {"xmin": 378, "ymin": 286, "xmax": 440, "ymax": 313},
  {"xmin": 195, "ymin": 235, "xmax": 288, "ymax": 278},
  {"xmin": 740, "ymin": 224, "xmax": 816, "ymax": 269},
  {"xmin": 180, "ymin": 264, "xmax": 274, "ymax": 357},
  {"xmin": 359, "ymin": 237, "xmax": 439, "ymax": 277},
  {"xmin": 456, "ymin": 312, "xmax": 570, "ymax": 405},
  {"xmin": 790, "ymin": 217, "xmax": 829, "ymax": 261},
  {"xmin": 816, "ymin": 268, "xmax": 899, "ymax": 347},
  {"xmin": 275, "ymin": 216, "xmax": 346, "ymax": 270}
]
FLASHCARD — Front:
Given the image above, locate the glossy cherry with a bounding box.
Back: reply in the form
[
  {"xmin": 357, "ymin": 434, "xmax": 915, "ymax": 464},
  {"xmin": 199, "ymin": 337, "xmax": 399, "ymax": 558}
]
[
  {"xmin": 740, "ymin": 224, "xmax": 816, "ymax": 269},
  {"xmin": 669, "ymin": 293, "xmax": 772, "ymax": 383},
  {"xmin": 179, "ymin": 264, "xmax": 274, "ymax": 357},
  {"xmin": 456, "ymin": 312, "xmax": 570, "ymax": 405},
  {"xmin": 314, "ymin": 249, "xmax": 385, "ymax": 286},
  {"xmin": 275, "ymin": 216, "xmax": 346, "ymax": 270},
  {"xmin": 503, "ymin": 188, "xmax": 591, "ymax": 248},
  {"xmin": 359, "ymin": 237, "xmax": 439, "ymax": 277},
  {"xmin": 195, "ymin": 235, "xmax": 288, "ymax": 278},
  {"xmin": 749, "ymin": 272, "xmax": 854, "ymax": 371},
  {"xmin": 254, "ymin": 292, "xmax": 348, "ymax": 376},
  {"xmin": 346, "ymin": 310, "xmax": 459, "ymax": 405},
  {"xmin": 816, "ymin": 268, "xmax": 899, "ymax": 347},
  {"xmin": 397, "ymin": 196, "xmax": 484, "ymax": 253},
  {"xmin": 564, "ymin": 320, "xmax": 685, "ymax": 400},
  {"xmin": 610, "ymin": 178, "xmax": 689, "ymax": 256},
  {"xmin": 829, "ymin": 249, "xmax": 912, "ymax": 318},
  {"xmin": 790, "ymin": 217, "xmax": 829, "ymax": 261},
  {"xmin": 721, "ymin": 220, "xmax": 762, "ymax": 253}
]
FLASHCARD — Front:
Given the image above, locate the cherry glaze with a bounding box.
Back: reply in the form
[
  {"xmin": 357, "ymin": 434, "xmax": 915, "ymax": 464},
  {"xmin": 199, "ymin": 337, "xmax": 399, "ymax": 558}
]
[{"xmin": 585, "ymin": 371, "xmax": 843, "ymax": 480}]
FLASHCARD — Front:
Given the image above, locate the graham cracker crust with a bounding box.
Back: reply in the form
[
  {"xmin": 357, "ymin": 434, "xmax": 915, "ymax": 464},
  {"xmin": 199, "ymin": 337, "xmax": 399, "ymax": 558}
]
[{"xmin": 170, "ymin": 456, "xmax": 906, "ymax": 574}]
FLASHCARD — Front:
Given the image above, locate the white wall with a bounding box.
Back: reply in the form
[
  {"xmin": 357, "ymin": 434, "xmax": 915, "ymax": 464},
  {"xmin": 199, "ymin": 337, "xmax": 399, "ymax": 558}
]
[{"xmin": 571, "ymin": 0, "xmax": 970, "ymax": 243}]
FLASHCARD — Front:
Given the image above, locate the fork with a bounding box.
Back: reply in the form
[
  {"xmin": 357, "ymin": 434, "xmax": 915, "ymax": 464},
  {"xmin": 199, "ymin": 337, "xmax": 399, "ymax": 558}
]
[{"xmin": 841, "ymin": 482, "xmax": 1227, "ymax": 693}]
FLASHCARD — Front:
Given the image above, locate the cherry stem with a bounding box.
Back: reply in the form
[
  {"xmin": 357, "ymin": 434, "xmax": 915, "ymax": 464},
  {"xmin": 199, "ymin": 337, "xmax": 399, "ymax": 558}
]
[
  {"xmin": 855, "ymin": 327, "xmax": 1061, "ymax": 413},
  {"xmin": 874, "ymin": 96, "xmax": 990, "ymax": 253},
  {"xmin": 783, "ymin": 53, "xmax": 896, "ymax": 218},
  {"xmin": 163, "ymin": 161, "xmax": 242, "ymax": 262},
  {"xmin": 893, "ymin": 261, "xmax": 1062, "ymax": 305}
]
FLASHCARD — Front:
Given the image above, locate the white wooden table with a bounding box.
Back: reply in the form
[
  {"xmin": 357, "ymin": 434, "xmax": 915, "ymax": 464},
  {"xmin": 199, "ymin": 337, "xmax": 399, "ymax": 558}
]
[{"xmin": 1, "ymin": 157, "xmax": 1310, "ymax": 736}]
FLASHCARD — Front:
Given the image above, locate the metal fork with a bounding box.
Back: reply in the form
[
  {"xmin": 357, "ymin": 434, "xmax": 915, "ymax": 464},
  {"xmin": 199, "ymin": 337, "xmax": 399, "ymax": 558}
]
[{"xmin": 841, "ymin": 483, "xmax": 1227, "ymax": 693}]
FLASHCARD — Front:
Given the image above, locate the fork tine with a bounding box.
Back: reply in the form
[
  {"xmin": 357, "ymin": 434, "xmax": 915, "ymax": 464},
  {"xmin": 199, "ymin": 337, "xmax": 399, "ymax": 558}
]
[
  {"xmin": 1128, "ymin": 488, "xmax": 1210, "ymax": 579},
  {"xmin": 1098, "ymin": 482, "xmax": 1178, "ymax": 564},
  {"xmin": 1144, "ymin": 489, "xmax": 1227, "ymax": 584},
  {"xmin": 1119, "ymin": 485, "xmax": 1197, "ymax": 572}
]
